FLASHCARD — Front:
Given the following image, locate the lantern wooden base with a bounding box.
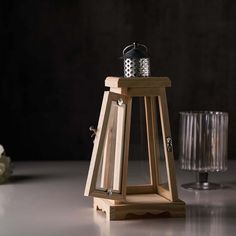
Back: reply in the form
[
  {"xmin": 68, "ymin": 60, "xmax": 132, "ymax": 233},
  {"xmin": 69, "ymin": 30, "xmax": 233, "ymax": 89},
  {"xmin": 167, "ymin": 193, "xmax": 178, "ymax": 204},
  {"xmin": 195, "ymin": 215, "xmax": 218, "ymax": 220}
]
[{"xmin": 94, "ymin": 194, "xmax": 185, "ymax": 220}]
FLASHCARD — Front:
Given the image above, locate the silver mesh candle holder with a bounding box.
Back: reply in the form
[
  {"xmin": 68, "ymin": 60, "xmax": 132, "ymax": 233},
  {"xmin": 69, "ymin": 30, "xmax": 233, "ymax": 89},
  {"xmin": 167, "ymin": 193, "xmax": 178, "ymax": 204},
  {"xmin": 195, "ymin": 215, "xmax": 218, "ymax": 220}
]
[
  {"xmin": 179, "ymin": 111, "xmax": 228, "ymax": 190},
  {"xmin": 122, "ymin": 42, "xmax": 150, "ymax": 78}
]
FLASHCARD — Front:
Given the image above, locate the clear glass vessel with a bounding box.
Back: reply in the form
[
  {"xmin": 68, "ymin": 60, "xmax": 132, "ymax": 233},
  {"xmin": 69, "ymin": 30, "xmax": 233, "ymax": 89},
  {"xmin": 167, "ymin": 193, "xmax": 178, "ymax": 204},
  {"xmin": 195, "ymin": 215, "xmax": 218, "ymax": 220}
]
[{"xmin": 179, "ymin": 111, "xmax": 228, "ymax": 190}]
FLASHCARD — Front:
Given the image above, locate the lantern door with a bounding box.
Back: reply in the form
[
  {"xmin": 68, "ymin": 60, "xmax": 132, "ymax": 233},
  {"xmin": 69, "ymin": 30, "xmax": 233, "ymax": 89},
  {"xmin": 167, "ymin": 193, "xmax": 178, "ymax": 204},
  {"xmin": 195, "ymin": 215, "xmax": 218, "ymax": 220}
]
[{"xmin": 84, "ymin": 91, "xmax": 131, "ymax": 200}]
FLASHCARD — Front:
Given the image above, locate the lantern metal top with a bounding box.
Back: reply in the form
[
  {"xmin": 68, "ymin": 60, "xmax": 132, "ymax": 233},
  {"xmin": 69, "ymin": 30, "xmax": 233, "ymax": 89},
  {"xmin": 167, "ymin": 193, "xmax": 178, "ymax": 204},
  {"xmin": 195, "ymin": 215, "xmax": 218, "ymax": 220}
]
[
  {"xmin": 121, "ymin": 42, "xmax": 149, "ymax": 59},
  {"xmin": 121, "ymin": 42, "xmax": 151, "ymax": 77}
]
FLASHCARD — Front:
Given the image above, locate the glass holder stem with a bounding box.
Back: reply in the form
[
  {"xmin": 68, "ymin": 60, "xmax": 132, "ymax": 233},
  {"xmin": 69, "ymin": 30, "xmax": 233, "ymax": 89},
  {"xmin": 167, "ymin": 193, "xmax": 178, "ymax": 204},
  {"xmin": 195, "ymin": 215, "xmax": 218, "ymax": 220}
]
[{"xmin": 196, "ymin": 172, "xmax": 208, "ymax": 184}]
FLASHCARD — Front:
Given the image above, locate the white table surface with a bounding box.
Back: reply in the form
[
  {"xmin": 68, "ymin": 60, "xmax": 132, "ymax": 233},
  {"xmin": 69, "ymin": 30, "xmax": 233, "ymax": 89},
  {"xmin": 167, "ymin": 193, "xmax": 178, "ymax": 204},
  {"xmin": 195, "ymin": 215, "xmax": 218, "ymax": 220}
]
[{"xmin": 0, "ymin": 161, "xmax": 235, "ymax": 236}]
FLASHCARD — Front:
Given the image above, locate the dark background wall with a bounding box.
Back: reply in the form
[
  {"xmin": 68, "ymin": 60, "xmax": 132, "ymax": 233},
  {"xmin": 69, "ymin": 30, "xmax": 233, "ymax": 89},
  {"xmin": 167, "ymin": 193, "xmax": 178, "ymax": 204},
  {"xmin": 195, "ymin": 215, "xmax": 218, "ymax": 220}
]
[{"xmin": 1, "ymin": 0, "xmax": 236, "ymax": 161}]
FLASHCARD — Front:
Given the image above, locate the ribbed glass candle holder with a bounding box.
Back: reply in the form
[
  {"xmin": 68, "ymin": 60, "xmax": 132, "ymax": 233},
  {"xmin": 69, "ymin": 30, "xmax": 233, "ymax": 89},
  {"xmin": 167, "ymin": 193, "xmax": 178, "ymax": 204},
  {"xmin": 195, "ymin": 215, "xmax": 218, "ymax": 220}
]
[{"xmin": 179, "ymin": 111, "xmax": 228, "ymax": 190}]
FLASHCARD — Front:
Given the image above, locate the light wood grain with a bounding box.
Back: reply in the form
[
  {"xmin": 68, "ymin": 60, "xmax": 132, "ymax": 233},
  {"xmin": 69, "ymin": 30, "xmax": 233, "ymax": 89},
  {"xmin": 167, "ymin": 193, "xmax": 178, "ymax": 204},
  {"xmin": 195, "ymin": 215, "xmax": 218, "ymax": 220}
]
[
  {"xmin": 158, "ymin": 88, "xmax": 178, "ymax": 201},
  {"xmin": 84, "ymin": 92, "xmax": 111, "ymax": 197},
  {"xmin": 111, "ymin": 87, "xmax": 161, "ymax": 96},
  {"xmin": 85, "ymin": 92, "xmax": 130, "ymax": 200},
  {"xmin": 126, "ymin": 184, "xmax": 154, "ymax": 194},
  {"xmin": 113, "ymin": 103, "xmax": 126, "ymax": 191},
  {"xmin": 101, "ymin": 103, "xmax": 117, "ymax": 190},
  {"xmin": 120, "ymin": 97, "xmax": 132, "ymax": 199},
  {"xmin": 94, "ymin": 194, "xmax": 185, "ymax": 220},
  {"xmin": 105, "ymin": 77, "xmax": 171, "ymax": 88}
]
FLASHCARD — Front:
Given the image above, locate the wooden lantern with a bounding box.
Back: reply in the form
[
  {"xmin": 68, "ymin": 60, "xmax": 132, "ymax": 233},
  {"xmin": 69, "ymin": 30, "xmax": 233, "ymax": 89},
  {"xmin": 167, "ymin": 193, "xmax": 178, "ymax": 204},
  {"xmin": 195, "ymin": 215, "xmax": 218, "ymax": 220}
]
[{"xmin": 84, "ymin": 76, "xmax": 185, "ymax": 220}]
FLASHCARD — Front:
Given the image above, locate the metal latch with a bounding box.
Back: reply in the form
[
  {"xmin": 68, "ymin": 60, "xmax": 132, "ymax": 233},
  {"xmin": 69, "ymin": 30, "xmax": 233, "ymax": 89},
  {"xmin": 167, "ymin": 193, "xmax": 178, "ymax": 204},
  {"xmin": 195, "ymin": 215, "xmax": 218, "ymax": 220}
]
[
  {"xmin": 89, "ymin": 126, "xmax": 97, "ymax": 138},
  {"xmin": 166, "ymin": 137, "xmax": 173, "ymax": 152}
]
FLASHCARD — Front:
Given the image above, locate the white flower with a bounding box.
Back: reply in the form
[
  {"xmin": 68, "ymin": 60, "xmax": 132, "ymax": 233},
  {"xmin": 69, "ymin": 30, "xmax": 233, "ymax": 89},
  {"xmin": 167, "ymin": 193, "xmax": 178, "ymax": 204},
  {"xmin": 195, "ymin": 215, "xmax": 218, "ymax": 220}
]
[
  {"xmin": 0, "ymin": 145, "xmax": 4, "ymax": 156},
  {"xmin": 0, "ymin": 145, "xmax": 12, "ymax": 184}
]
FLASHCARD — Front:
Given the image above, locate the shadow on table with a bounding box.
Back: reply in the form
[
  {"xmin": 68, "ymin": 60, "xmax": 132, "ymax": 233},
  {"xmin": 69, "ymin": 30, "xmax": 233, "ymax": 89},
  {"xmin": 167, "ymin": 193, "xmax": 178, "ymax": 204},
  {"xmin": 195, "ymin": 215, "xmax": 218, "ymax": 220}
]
[
  {"xmin": 9, "ymin": 174, "xmax": 69, "ymax": 184},
  {"xmin": 221, "ymin": 181, "xmax": 236, "ymax": 188}
]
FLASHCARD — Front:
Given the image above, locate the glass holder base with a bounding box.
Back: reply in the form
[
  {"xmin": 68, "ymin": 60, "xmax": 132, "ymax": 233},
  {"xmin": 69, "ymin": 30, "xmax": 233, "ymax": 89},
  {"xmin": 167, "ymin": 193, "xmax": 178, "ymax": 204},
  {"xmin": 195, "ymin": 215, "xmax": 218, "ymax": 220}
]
[
  {"xmin": 181, "ymin": 172, "xmax": 223, "ymax": 190},
  {"xmin": 181, "ymin": 182, "xmax": 222, "ymax": 190}
]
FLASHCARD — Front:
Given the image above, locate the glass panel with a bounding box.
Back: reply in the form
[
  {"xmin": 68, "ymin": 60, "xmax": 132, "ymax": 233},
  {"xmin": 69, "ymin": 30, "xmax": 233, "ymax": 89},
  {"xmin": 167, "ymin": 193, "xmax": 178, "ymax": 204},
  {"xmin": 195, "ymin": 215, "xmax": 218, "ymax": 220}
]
[
  {"xmin": 96, "ymin": 100, "xmax": 126, "ymax": 193},
  {"xmin": 127, "ymin": 97, "xmax": 151, "ymax": 185}
]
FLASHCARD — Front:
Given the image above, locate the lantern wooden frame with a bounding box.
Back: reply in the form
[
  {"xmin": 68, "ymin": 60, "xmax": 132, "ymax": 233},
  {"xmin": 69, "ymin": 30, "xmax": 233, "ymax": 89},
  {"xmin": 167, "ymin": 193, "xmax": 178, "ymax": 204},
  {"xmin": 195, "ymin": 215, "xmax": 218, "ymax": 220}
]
[{"xmin": 84, "ymin": 77, "xmax": 185, "ymax": 220}]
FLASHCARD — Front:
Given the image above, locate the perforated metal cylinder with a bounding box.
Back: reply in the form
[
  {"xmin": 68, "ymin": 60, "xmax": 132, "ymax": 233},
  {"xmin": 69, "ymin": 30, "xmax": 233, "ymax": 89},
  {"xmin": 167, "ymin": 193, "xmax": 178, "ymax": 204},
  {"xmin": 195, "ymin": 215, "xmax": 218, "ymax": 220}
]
[{"xmin": 124, "ymin": 58, "xmax": 150, "ymax": 78}]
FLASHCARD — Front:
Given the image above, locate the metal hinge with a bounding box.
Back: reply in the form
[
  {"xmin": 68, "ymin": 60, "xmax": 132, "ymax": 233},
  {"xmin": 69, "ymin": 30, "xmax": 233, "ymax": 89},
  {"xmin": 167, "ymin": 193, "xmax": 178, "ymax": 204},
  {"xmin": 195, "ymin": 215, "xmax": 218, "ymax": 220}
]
[
  {"xmin": 89, "ymin": 126, "xmax": 97, "ymax": 138},
  {"xmin": 166, "ymin": 137, "xmax": 173, "ymax": 152}
]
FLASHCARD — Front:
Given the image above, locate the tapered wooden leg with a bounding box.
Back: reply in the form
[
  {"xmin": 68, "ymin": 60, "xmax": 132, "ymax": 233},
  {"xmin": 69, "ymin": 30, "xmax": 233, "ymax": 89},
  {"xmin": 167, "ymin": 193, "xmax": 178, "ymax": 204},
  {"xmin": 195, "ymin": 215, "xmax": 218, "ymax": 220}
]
[
  {"xmin": 113, "ymin": 102, "xmax": 126, "ymax": 191},
  {"xmin": 121, "ymin": 97, "xmax": 132, "ymax": 198},
  {"xmin": 158, "ymin": 88, "xmax": 178, "ymax": 202}
]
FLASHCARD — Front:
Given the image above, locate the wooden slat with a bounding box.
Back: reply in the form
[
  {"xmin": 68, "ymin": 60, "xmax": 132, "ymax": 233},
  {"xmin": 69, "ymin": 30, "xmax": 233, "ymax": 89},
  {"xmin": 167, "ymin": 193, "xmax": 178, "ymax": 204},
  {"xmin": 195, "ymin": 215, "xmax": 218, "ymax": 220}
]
[
  {"xmin": 101, "ymin": 105, "xmax": 117, "ymax": 189},
  {"xmin": 158, "ymin": 88, "xmax": 178, "ymax": 202},
  {"xmin": 84, "ymin": 92, "xmax": 111, "ymax": 196},
  {"xmin": 91, "ymin": 190, "xmax": 124, "ymax": 201},
  {"xmin": 113, "ymin": 103, "xmax": 126, "ymax": 191},
  {"xmin": 157, "ymin": 184, "xmax": 172, "ymax": 201},
  {"xmin": 126, "ymin": 185, "xmax": 154, "ymax": 194},
  {"xmin": 127, "ymin": 87, "xmax": 161, "ymax": 96},
  {"xmin": 110, "ymin": 88, "xmax": 127, "ymax": 95},
  {"xmin": 105, "ymin": 77, "xmax": 171, "ymax": 88},
  {"xmin": 100, "ymin": 131, "xmax": 110, "ymax": 189},
  {"xmin": 150, "ymin": 97, "xmax": 162, "ymax": 187},
  {"xmin": 110, "ymin": 87, "xmax": 161, "ymax": 96},
  {"xmin": 120, "ymin": 97, "xmax": 132, "ymax": 199}
]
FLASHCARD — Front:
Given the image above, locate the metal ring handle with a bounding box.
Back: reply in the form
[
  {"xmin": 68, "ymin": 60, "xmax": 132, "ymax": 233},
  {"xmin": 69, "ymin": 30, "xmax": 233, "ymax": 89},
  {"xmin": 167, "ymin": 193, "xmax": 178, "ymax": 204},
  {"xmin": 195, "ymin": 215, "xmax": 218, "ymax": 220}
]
[
  {"xmin": 122, "ymin": 44, "xmax": 134, "ymax": 55},
  {"xmin": 122, "ymin": 42, "xmax": 148, "ymax": 55}
]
